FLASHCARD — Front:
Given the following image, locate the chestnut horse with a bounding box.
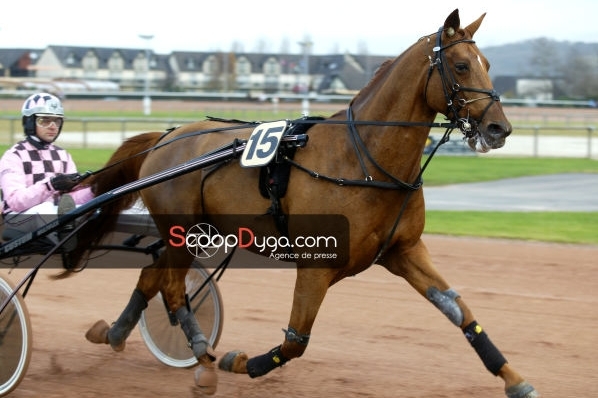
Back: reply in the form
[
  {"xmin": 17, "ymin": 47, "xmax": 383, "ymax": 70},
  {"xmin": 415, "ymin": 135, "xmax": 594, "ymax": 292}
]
[{"xmin": 81, "ymin": 9, "xmax": 538, "ymax": 398}]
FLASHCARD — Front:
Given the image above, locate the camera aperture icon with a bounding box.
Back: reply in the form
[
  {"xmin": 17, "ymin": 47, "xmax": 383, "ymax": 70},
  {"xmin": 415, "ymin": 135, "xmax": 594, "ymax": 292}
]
[{"xmin": 185, "ymin": 223, "xmax": 221, "ymax": 259}]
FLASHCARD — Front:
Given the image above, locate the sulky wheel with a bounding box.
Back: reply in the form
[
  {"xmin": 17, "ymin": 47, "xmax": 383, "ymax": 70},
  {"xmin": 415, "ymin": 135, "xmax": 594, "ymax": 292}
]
[
  {"xmin": 138, "ymin": 260, "xmax": 223, "ymax": 368},
  {"xmin": 0, "ymin": 274, "xmax": 32, "ymax": 396}
]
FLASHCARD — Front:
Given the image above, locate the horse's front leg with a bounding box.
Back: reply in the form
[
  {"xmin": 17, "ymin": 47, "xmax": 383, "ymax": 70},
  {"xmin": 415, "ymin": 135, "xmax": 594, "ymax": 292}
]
[
  {"xmin": 379, "ymin": 239, "xmax": 538, "ymax": 398},
  {"xmin": 219, "ymin": 267, "xmax": 334, "ymax": 378}
]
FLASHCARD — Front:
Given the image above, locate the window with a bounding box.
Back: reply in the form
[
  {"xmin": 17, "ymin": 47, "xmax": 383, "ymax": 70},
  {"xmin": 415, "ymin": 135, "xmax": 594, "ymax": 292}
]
[
  {"xmin": 82, "ymin": 51, "xmax": 98, "ymax": 76},
  {"xmin": 235, "ymin": 56, "xmax": 251, "ymax": 75},
  {"xmin": 65, "ymin": 52, "xmax": 76, "ymax": 65},
  {"xmin": 263, "ymin": 57, "xmax": 280, "ymax": 76},
  {"xmin": 203, "ymin": 55, "xmax": 219, "ymax": 75},
  {"xmin": 108, "ymin": 52, "xmax": 124, "ymax": 77},
  {"xmin": 134, "ymin": 53, "xmax": 146, "ymax": 74},
  {"xmin": 186, "ymin": 58, "xmax": 196, "ymax": 70}
]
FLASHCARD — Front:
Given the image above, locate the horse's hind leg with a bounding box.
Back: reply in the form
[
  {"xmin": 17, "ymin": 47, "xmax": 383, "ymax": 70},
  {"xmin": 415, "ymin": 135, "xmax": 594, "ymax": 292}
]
[
  {"xmin": 380, "ymin": 239, "xmax": 538, "ymax": 398},
  {"xmin": 85, "ymin": 268, "xmax": 156, "ymax": 352},
  {"xmin": 85, "ymin": 250, "xmax": 218, "ymax": 394}
]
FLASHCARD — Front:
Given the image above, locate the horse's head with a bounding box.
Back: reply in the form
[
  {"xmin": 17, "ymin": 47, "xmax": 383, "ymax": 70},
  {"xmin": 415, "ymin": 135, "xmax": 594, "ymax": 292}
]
[{"xmin": 424, "ymin": 9, "xmax": 512, "ymax": 153}]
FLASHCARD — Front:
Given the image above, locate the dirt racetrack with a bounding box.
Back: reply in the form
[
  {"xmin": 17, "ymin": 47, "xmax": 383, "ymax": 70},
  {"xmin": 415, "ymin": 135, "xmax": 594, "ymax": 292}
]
[{"xmin": 3, "ymin": 234, "xmax": 597, "ymax": 397}]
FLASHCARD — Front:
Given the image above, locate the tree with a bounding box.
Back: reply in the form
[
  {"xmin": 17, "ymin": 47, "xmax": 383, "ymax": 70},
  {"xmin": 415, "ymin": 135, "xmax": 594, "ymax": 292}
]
[
  {"xmin": 558, "ymin": 47, "xmax": 598, "ymax": 99},
  {"xmin": 528, "ymin": 38, "xmax": 561, "ymax": 78}
]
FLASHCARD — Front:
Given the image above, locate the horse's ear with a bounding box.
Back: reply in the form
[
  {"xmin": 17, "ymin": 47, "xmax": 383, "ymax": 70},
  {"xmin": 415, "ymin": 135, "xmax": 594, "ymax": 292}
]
[
  {"xmin": 464, "ymin": 13, "xmax": 487, "ymax": 37},
  {"xmin": 443, "ymin": 9, "xmax": 460, "ymax": 38}
]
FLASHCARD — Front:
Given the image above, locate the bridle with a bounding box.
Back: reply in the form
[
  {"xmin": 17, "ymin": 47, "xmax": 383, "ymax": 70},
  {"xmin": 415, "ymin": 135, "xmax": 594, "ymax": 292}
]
[{"xmin": 425, "ymin": 26, "xmax": 501, "ymax": 140}]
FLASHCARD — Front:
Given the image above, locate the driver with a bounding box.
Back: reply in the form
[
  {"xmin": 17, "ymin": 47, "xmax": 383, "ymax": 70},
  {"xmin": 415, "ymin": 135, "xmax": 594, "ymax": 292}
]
[{"xmin": 0, "ymin": 93, "xmax": 94, "ymax": 254}]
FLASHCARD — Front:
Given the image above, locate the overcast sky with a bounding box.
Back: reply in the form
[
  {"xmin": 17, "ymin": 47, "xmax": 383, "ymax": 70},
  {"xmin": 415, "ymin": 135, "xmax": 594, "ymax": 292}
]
[{"xmin": 1, "ymin": 1, "xmax": 596, "ymax": 55}]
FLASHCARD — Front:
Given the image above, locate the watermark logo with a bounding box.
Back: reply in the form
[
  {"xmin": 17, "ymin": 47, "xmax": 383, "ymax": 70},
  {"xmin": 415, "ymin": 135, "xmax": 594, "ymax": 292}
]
[
  {"xmin": 182, "ymin": 222, "xmax": 224, "ymax": 259},
  {"xmin": 168, "ymin": 215, "xmax": 349, "ymax": 266}
]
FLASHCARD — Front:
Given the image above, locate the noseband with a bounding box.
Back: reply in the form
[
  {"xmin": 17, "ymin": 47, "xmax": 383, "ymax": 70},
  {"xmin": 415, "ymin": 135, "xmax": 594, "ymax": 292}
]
[{"xmin": 425, "ymin": 27, "xmax": 501, "ymax": 139}]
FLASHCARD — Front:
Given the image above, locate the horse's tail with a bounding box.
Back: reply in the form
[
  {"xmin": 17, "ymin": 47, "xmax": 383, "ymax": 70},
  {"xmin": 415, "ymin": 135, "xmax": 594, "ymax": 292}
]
[
  {"xmin": 88, "ymin": 131, "xmax": 164, "ymax": 204},
  {"xmin": 57, "ymin": 132, "xmax": 163, "ymax": 276}
]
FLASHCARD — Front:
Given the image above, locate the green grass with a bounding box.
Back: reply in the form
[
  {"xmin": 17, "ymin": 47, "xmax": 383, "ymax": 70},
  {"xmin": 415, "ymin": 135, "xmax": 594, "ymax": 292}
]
[
  {"xmin": 0, "ymin": 146, "xmax": 114, "ymax": 173},
  {"xmin": 420, "ymin": 157, "xmax": 597, "ymax": 245},
  {"xmin": 0, "ymin": 148, "xmax": 589, "ymax": 187},
  {"xmin": 4, "ymin": 144, "xmax": 597, "ymax": 184},
  {"xmin": 71, "ymin": 152, "xmax": 595, "ymax": 245},
  {"xmin": 2, "ymin": 142, "xmax": 596, "ymax": 246},
  {"xmin": 67, "ymin": 148, "xmax": 114, "ymax": 173},
  {"xmin": 425, "ymin": 211, "xmax": 598, "ymax": 245},
  {"xmin": 422, "ymin": 156, "xmax": 597, "ymax": 186}
]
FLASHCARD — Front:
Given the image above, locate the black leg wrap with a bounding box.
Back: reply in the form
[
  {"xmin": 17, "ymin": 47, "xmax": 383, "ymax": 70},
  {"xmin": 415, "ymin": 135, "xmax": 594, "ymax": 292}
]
[
  {"xmin": 463, "ymin": 321, "xmax": 507, "ymax": 376},
  {"xmin": 246, "ymin": 345, "xmax": 289, "ymax": 378},
  {"xmin": 107, "ymin": 289, "xmax": 147, "ymax": 347},
  {"xmin": 175, "ymin": 306, "xmax": 215, "ymax": 361}
]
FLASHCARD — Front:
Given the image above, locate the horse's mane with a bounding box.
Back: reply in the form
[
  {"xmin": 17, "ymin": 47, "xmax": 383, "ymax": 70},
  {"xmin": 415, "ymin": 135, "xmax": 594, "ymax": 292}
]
[
  {"xmin": 346, "ymin": 59, "xmax": 394, "ymax": 108},
  {"xmin": 325, "ymin": 27, "xmax": 446, "ymax": 119},
  {"xmin": 347, "ymin": 37, "xmax": 426, "ymax": 110},
  {"xmin": 364, "ymin": 59, "xmax": 395, "ymax": 91},
  {"xmin": 324, "ymin": 59, "xmax": 396, "ymax": 119}
]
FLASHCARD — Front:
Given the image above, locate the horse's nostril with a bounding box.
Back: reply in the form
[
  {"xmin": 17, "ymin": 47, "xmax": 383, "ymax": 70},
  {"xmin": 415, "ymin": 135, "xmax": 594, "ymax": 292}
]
[{"xmin": 488, "ymin": 122, "xmax": 512, "ymax": 137}]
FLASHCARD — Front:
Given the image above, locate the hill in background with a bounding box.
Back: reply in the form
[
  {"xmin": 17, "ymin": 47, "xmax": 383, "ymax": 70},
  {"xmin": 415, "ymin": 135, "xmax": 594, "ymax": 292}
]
[{"xmin": 481, "ymin": 38, "xmax": 598, "ymax": 78}]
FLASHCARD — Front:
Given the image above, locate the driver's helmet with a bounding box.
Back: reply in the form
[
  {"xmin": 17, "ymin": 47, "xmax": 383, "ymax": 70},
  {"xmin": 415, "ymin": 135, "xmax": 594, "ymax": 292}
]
[{"xmin": 21, "ymin": 92, "xmax": 64, "ymax": 138}]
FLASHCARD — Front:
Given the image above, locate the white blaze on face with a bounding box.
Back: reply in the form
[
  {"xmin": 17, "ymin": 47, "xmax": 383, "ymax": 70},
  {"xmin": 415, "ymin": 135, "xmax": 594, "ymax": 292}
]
[{"xmin": 476, "ymin": 54, "xmax": 484, "ymax": 69}]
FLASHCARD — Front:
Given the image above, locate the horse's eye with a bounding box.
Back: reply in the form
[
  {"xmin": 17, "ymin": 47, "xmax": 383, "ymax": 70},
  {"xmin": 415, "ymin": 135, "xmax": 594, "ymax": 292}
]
[{"xmin": 455, "ymin": 63, "xmax": 469, "ymax": 73}]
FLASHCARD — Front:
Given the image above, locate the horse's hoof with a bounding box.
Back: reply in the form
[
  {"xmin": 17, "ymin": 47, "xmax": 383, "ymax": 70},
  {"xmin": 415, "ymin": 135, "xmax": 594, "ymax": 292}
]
[
  {"xmin": 194, "ymin": 364, "xmax": 217, "ymax": 395},
  {"xmin": 109, "ymin": 339, "xmax": 126, "ymax": 352},
  {"xmin": 505, "ymin": 381, "xmax": 539, "ymax": 398},
  {"xmin": 85, "ymin": 320, "xmax": 126, "ymax": 352},
  {"xmin": 85, "ymin": 320, "xmax": 110, "ymax": 344},
  {"xmin": 218, "ymin": 350, "xmax": 247, "ymax": 373}
]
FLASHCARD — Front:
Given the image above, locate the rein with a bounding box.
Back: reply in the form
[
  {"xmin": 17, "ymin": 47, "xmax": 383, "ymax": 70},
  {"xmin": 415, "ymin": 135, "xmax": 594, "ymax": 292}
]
[
  {"xmin": 78, "ymin": 115, "xmax": 457, "ymax": 187},
  {"xmin": 284, "ymin": 108, "xmax": 454, "ymax": 191},
  {"xmin": 77, "ymin": 121, "xmax": 259, "ymax": 181}
]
